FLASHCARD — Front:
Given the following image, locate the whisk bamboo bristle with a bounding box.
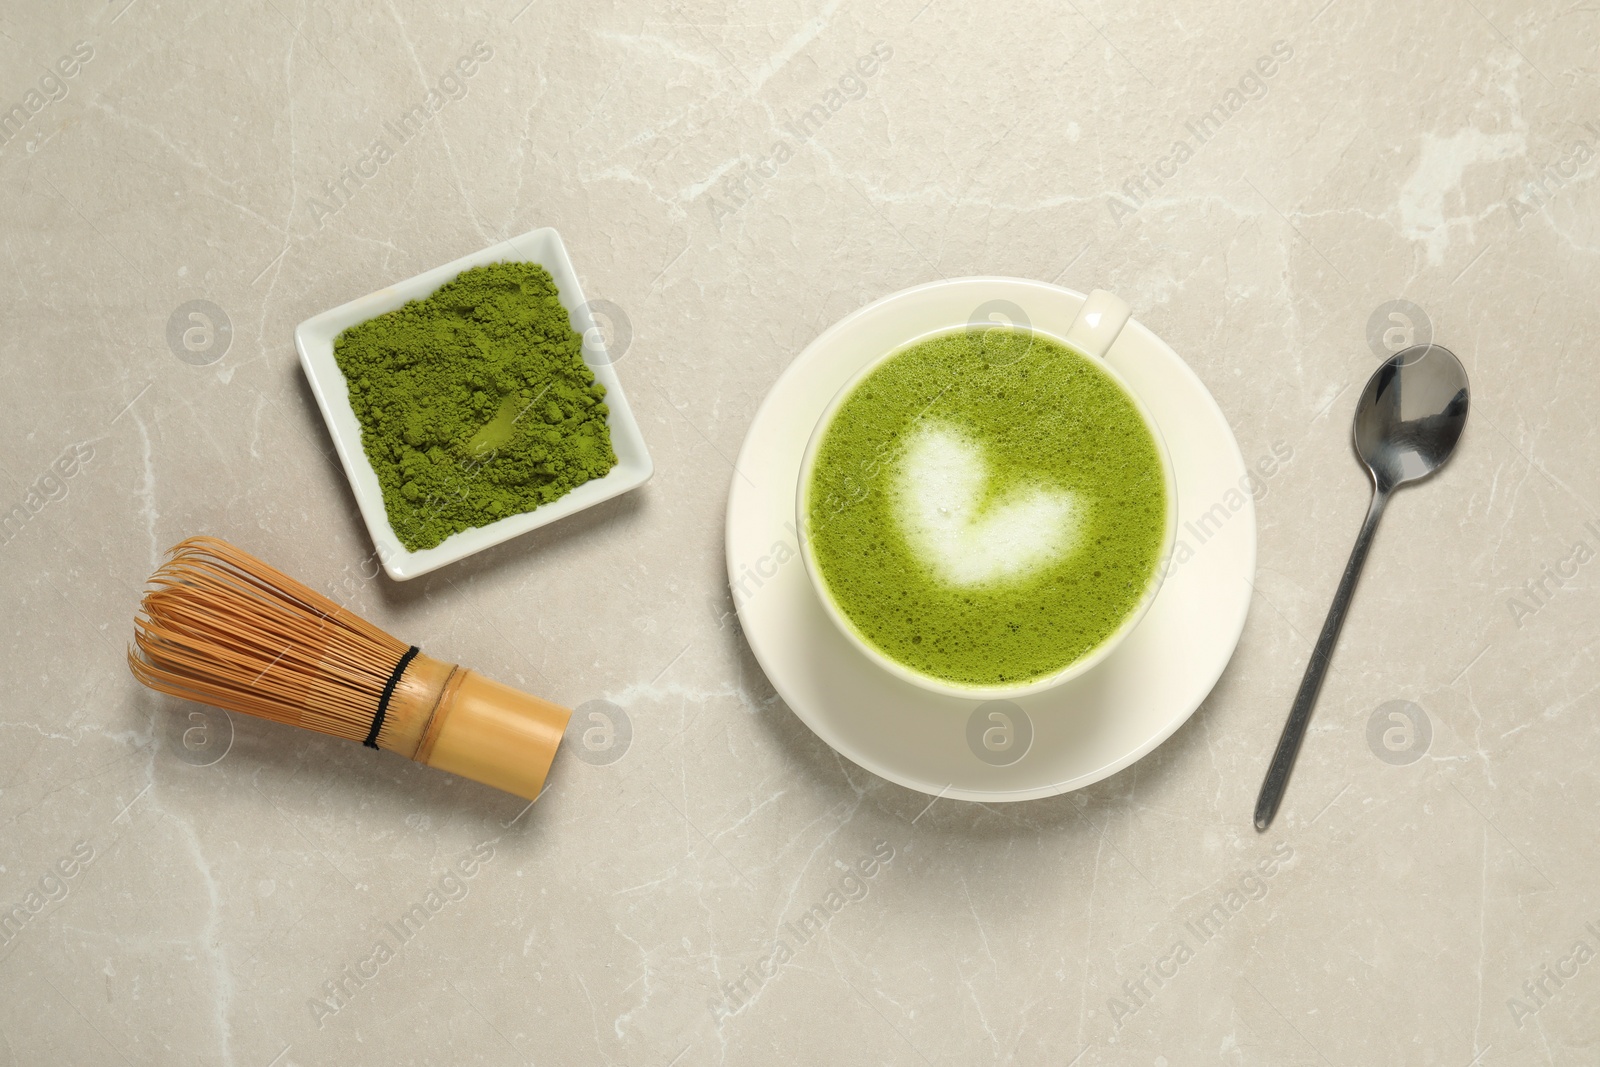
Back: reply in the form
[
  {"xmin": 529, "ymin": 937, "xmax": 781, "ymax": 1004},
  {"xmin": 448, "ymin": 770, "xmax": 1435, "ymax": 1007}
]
[
  {"xmin": 130, "ymin": 536, "xmax": 571, "ymax": 800},
  {"xmin": 130, "ymin": 535, "xmax": 411, "ymax": 746}
]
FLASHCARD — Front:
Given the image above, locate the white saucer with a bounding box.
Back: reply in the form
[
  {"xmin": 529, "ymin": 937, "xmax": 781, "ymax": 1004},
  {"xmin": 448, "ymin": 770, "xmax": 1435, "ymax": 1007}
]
[{"xmin": 725, "ymin": 278, "xmax": 1256, "ymax": 801}]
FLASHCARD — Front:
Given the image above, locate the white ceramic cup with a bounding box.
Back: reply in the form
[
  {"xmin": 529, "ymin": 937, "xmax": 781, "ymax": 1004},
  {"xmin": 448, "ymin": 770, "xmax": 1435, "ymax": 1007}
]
[{"xmin": 796, "ymin": 289, "xmax": 1178, "ymax": 701}]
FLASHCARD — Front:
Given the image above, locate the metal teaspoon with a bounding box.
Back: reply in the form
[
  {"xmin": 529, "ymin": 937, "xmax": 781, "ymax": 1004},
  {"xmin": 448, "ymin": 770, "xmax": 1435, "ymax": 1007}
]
[{"xmin": 1254, "ymin": 344, "xmax": 1470, "ymax": 831}]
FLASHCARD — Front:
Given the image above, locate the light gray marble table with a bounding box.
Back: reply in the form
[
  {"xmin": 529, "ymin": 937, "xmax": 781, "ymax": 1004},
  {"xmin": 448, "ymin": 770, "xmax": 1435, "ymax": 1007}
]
[{"xmin": 2, "ymin": 1, "xmax": 1597, "ymax": 1063}]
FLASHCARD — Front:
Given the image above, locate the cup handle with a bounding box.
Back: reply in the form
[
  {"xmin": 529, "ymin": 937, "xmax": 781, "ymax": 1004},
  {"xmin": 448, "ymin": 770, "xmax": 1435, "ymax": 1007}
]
[{"xmin": 1063, "ymin": 289, "xmax": 1132, "ymax": 360}]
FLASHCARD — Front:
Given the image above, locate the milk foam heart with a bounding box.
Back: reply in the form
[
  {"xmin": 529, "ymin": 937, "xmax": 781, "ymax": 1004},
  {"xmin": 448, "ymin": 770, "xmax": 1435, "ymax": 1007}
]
[{"xmin": 891, "ymin": 422, "xmax": 1079, "ymax": 587}]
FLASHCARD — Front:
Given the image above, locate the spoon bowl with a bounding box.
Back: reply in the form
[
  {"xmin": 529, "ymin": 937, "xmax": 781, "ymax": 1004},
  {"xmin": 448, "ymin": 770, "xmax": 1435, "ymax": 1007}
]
[
  {"xmin": 1354, "ymin": 344, "xmax": 1471, "ymax": 492},
  {"xmin": 1255, "ymin": 343, "xmax": 1470, "ymax": 830}
]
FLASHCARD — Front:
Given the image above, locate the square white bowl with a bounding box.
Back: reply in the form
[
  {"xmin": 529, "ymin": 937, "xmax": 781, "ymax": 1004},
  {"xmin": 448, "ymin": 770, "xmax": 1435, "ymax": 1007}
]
[{"xmin": 294, "ymin": 227, "xmax": 652, "ymax": 580}]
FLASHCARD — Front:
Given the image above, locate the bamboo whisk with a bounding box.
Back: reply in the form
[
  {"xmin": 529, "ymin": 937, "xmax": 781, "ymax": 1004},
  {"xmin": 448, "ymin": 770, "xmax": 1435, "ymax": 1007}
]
[{"xmin": 130, "ymin": 536, "xmax": 571, "ymax": 800}]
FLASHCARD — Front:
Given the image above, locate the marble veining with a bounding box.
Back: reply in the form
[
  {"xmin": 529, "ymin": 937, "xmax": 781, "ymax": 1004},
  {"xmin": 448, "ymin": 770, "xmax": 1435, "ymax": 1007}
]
[{"xmin": 1, "ymin": 0, "xmax": 1598, "ymax": 1063}]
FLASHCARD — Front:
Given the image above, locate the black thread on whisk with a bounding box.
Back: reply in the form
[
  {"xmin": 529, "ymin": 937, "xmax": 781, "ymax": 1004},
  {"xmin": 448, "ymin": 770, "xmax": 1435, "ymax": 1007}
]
[{"xmin": 365, "ymin": 645, "xmax": 420, "ymax": 749}]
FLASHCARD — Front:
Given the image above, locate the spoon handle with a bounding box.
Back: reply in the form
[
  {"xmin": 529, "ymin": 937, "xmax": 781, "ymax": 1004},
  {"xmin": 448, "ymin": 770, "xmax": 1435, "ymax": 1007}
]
[{"xmin": 1255, "ymin": 488, "xmax": 1389, "ymax": 831}]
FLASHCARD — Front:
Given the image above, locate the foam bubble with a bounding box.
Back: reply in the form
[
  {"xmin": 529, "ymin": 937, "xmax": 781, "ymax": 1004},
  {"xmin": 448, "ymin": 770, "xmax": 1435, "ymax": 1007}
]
[{"xmin": 891, "ymin": 422, "xmax": 1078, "ymax": 587}]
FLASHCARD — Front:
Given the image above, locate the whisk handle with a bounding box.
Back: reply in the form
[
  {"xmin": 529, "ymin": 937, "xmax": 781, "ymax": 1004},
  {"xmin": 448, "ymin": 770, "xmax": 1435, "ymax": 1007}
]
[{"xmin": 414, "ymin": 669, "xmax": 572, "ymax": 801}]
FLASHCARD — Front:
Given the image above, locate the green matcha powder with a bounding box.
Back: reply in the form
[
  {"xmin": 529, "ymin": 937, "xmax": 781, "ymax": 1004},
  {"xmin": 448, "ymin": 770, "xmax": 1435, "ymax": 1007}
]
[{"xmin": 334, "ymin": 262, "xmax": 618, "ymax": 551}]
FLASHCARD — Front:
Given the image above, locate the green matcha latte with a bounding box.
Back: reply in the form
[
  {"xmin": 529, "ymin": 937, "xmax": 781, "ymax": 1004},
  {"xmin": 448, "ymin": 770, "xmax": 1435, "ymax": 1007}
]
[{"xmin": 804, "ymin": 328, "xmax": 1169, "ymax": 689}]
